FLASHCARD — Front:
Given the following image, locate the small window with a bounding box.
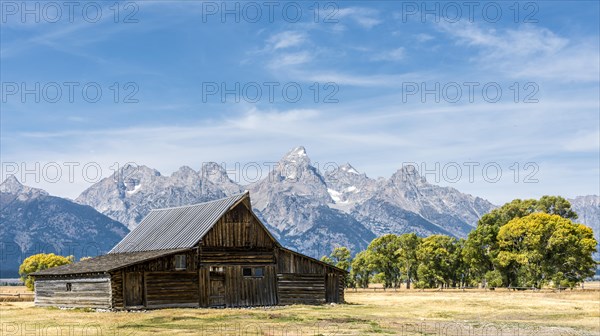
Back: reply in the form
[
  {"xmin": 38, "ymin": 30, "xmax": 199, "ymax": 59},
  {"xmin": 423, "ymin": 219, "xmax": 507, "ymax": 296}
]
[
  {"xmin": 66, "ymin": 283, "xmax": 72, "ymax": 291},
  {"xmin": 243, "ymin": 267, "xmax": 264, "ymax": 277},
  {"xmin": 210, "ymin": 266, "xmax": 224, "ymax": 273},
  {"xmin": 175, "ymin": 255, "xmax": 187, "ymax": 270}
]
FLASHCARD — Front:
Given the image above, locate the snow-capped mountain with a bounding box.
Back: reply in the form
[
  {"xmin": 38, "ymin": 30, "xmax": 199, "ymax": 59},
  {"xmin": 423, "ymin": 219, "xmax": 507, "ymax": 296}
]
[
  {"xmin": 74, "ymin": 146, "xmax": 497, "ymax": 257},
  {"xmin": 248, "ymin": 147, "xmax": 375, "ymax": 256},
  {"xmin": 0, "ymin": 176, "xmax": 128, "ymax": 277},
  {"xmin": 76, "ymin": 163, "xmax": 243, "ymax": 229},
  {"xmin": 324, "ymin": 162, "xmax": 378, "ymax": 210}
]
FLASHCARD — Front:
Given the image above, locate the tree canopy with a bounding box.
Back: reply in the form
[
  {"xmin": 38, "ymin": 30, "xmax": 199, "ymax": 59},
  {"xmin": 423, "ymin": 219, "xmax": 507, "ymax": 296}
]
[{"xmin": 322, "ymin": 195, "xmax": 596, "ymax": 290}]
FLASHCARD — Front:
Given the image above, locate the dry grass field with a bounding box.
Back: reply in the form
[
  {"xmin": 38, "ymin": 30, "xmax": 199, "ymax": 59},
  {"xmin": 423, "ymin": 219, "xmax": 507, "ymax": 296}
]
[{"xmin": 0, "ymin": 286, "xmax": 598, "ymax": 335}]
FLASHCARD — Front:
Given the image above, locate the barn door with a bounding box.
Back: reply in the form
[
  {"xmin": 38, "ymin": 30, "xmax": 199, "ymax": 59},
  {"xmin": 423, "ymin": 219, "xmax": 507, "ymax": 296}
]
[
  {"xmin": 209, "ymin": 273, "xmax": 226, "ymax": 307},
  {"xmin": 125, "ymin": 272, "xmax": 144, "ymax": 307}
]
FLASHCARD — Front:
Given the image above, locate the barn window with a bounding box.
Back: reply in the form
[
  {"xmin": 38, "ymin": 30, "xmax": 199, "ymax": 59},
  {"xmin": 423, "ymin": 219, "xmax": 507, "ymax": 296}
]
[
  {"xmin": 65, "ymin": 283, "xmax": 72, "ymax": 291},
  {"xmin": 210, "ymin": 266, "xmax": 223, "ymax": 273},
  {"xmin": 175, "ymin": 255, "xmax": 187, "ymax": 270},
  {"xmin": 243, "ymin": 267, "xmax": 264, "ymax": 277}
]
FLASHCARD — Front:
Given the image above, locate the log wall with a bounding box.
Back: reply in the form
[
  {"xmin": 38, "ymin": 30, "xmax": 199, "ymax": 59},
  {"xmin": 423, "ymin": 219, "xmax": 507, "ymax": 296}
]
[
  {"xmin": 277, "ymin": 273, "xmax": 325, "ymax": 305},
  {"xmin": 276, "ymin": 249, "xmax": 327, "ymax": 274},
  {"xmin": 34, "ymin": 275, "xmax": 111, "ymax": 308},
  {"xmin": 111, "ymin": 249, "xmax": 198, "ymax": 309},
  {"xmin": 145, "ymin": 271, "xmax": 199, "ymax": 308},
  {"xmin": 197, "ymin": 264, "xmax": 277, "ymax": 307},
  {"xmin": 325, "ymin": 272, "xmax": 345, "ymax": 303},
  {"xmin": 111, "ymin": 271, "xmax": 123, "ymax": 308},
  {"xmin": 275, "ymin": 248, "xmax": 346, "ymax": 304},
  {"xmin": 200, "ymin": 249, "xmax": 274, "ymax": 264}
]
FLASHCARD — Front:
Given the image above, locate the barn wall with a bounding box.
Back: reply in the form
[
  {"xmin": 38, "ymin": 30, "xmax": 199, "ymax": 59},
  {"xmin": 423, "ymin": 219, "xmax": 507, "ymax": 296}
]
[
  {"xmin": 111, "ymin": 271, "xmax": 123, "ymax": 308},
  {"xmin": 326, "ymin": 272, "xmax": 345, "ymax": 303},
  {"xmin": 276, "ymin": 249, "xmax": 327, "ymax": 274},
  {"xmin": 34, "ymin": 275, "xmax": 111, "ymax": 308},
  {"xmin": 201, "ymin": 204, "xmax": 275, "ymax": 249},
  {"xmin": 275, "ymin": 249, "xmax": 346, "ymax": 304},
  {"xmin": 277, "ymin": 273, "xmax": 325, "ymax": 305},
  {"xmin": 200, "ymin": 249, "xmax": 274, "ymax": 264},
  {"xmin": 196, "ymin": 204, "xmax": 279, "ymax": 307},
  {"xmin": 111, "ymin": 250, "xmax": 199, "ymax": 309},
  {"xmin": 145, "ymin": 271, "xmax": 199, "ymax": 308},
  {"xmin": 200, "ymin": 265, "xmax": 277, "ymax": 307},
  {"xmin": 120, "ymin": 250, "xmax": 198, "ymax": 273}
]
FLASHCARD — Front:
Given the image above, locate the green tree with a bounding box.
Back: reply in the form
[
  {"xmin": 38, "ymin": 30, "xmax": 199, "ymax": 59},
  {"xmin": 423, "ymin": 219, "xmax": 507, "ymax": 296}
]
[
  {"xmin": 535, "ymin": 196, "xmax": 578, "ymax": 220},
  {"xmin": 395, "ymin": 233, "xmax": 421, "ymax": 289},
  {"xmin": 464, "ymin": 196, "xmax": 578, "ymax": 287},
  {"xmin": 453, "ymin": 239, "xmax": 472, "ymax": 287},
  {"xmin": 350, "ymin": 250, "xmax": 374, "ymax": 288},
  {"xmin": 329, "ymin": 247, "xmax": 352, "ymax": 272},
  {"xmin": 367, "ymin": 234, "xmax": 402, "ymax": 288},
  {"xmin": 19, "ymin": 253, "xmax": 74, "ymax": 290},
  {"xmin": 484, "ymin": 270, "xmax": 503, "ymax": 288},
  {"xmin": 416, "ymin": 235, "xmax": 459, "ymax": 288},
  {"xmin": 496, "ymin": 213, "xmax": 596, "ymax": 288}
]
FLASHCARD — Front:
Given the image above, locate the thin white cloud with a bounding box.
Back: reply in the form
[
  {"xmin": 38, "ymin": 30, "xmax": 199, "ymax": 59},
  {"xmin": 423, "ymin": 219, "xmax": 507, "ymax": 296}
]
[
  {"xmin": 438, "ymin": 23, "xmax": 599, "ymax": 82},
  {"xmin": 267, "ymin": 31, "xmax": 307, "ymax": 50},
  {"xmin": 336, "ymin": 7, "xmax": 382, "ymax": 29},
  {"xmin": 268, "ymin": 51, "xmax": 313, "ymax": 68},
  {"xmin": 372, "ymin": 47, "xmax": 405, "ymax": 61}
]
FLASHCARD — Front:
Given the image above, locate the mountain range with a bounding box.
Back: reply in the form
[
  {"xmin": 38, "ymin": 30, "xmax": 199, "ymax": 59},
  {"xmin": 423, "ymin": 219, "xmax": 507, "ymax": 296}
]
[
  {"xmin": 0, "ymin": 176, "xmax": 128, "ymax": 277},
  {"xmin": 73, "ymin": 147, "xmax": 497, "ymax": 257},
  {"xmin": 1, "ymin": 146, "xmax": 598, "ymax": 276}
]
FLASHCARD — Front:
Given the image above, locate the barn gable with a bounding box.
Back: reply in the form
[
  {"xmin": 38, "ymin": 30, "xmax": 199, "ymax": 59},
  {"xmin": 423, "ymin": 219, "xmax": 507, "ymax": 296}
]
[
  {"xmin": 200, "ymin": 199, "xmax": 277, "ymax": 249},
  {"xmin": 110, "ymin": 192, "xmax": 260, "ymax": 253}
]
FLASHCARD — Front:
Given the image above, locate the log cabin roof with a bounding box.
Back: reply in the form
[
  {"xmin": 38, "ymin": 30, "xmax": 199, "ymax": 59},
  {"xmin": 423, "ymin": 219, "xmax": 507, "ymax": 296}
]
[
  {"xmin": 110, "ymin": 192, "xmax": 252, "ymax": 253},
  {"xmin": 31, "ymin": 248, "xmax": 190, "ymax": 276}
]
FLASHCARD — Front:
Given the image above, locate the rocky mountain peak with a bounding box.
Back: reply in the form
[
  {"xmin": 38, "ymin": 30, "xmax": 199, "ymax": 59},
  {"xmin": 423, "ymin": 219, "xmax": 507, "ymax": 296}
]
[
  {"xmin": 267, "ymin": 146, "xmax": 319, "ymax": 184},
  {"xmin": 123, "ymin": 164, "xmax": 160, "ymax": 177},
  {"xmin": 171, "ymin": 166, "xmax": 200, "ymax": 185},
  {"xmin": 391, "ymin": 165, "xmax": 427, "ymax": 185},
  {"xmin": 200, "ymin": 162, "xmax": 230, "ymax": 183},
  {"xmin": 0, "ymin": 175, "xmax": 23, "ymax": 193},
  {"xmin": 280, "ymin": 146, "xmax": 310, "ymax": 165},
  {"xmin": 339, "ymin": 163, "xmax": 360, "ymax": 175},
  {"xmin": 200, "ymin": 162, "xmax": 243, "ymax": 196},
  {"xmin": 0, "ymin": 176, "xmax": 49, "ymax": 199}
]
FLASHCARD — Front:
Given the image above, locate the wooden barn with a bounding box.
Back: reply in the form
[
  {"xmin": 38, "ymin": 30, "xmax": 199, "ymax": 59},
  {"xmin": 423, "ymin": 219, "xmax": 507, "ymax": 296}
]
[{"xmin": 31, "ymin": 192, "xmax": 346, "ymax": 309}]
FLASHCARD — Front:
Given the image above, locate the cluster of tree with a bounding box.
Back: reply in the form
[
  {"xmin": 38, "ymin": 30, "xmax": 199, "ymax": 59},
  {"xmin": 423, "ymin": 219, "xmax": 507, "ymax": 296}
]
[{"xmin": 321, "ymin": 196, "xmax": 598, "ymax": 289}]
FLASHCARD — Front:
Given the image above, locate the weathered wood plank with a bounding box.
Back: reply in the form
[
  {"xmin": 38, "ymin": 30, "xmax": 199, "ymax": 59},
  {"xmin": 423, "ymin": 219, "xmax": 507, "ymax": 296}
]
[{"xmin": 34, "ymin": 277, "xmax": 111, "ymax": 308}]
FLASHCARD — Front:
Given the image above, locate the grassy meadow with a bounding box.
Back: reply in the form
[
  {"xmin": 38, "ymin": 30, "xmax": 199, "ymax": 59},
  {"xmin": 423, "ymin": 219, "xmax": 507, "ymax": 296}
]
[{"xmin": 0, "ymin": 286, "xmax": 598, "ymax": 335}]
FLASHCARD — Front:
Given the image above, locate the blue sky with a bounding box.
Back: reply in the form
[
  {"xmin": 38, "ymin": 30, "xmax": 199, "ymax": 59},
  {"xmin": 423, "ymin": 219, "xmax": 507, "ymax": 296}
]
[{"xmin": 1, "ymin": 0, "xmax": 599, "ymax": 204}]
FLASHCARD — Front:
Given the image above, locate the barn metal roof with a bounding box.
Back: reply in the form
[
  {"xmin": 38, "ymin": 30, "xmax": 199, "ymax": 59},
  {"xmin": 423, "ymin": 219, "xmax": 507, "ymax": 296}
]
[
  {"xmin": 31, "ymin": 248, "xmax": 189, "ymax": 276},
  {"xmin": 109, "ymin": 192, "xmax": 249, "ymax": 253}
]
